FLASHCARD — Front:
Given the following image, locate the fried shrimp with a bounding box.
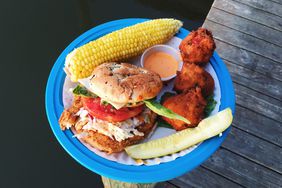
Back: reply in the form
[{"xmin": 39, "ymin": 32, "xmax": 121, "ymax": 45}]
[
  {"xmin": 162, "ymin": 87, "xmax": 207, "ymax": 131},
  {"xmin": 174, "ymin": 63, "xmax": 214, "ymax": 97},
  {"xmin": 179, "ymin": 28, "xmax": 216, "ymax": 66}
]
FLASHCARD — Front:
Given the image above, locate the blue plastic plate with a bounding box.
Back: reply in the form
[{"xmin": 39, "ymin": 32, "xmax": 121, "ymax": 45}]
[{"xmin": 45, "ymin": 18, "xmax": 235, "ymax": 183}]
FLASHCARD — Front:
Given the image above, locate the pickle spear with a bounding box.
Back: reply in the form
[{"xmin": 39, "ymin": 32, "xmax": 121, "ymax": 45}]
[{"xmin": 125, "ymin": 108, "xmax": 233, "ymax": 159}]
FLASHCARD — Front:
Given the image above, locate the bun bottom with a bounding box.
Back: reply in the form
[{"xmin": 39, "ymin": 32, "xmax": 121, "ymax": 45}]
[{"xmin": 76, "ymin": 112, "xmax": 157, "ymax": 153}]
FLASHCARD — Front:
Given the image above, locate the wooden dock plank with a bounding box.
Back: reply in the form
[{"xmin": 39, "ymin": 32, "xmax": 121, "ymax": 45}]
[
  {"xmin": 222, "ymin": 128, "xmax": 282, "ymax": 173},
  {"xmin": 267, "ymin": 0, "xmax": 282, "ymax": 5},
  {"xmin": 155, "ymin": 182, "xmax": 178, "ymax": 188},
  {"xmin": 233, "ymin": 83, "xmax": 282, "ymax": 122},
  {"xmin": 212, "ymin": 0, "xmax": 282, "ymax": 31},
  {"xmin": 225, "ymin": 61, "xmax": 282, "ymax": 101},
  {"xmin": 233, "ymin": 105, "xmax": 282, "ymax": 147},
  {"xmin": 199, "ymin": 0, "xmax": 282, "ymax": 187},
  {"xmin": 202, "ymin": 149, "xmax": 282, "ymax": 187},
  {"xmin": 171, "ymin": 166, "xmax": 241, "ymax": 188},
  {"xmin": 234, "ymin": 0, "xmax": 282, "ymax": 16},
  {"xmin": 212, "ymin": 40, "xmax": 282, "ymax": 81},
  {"xmin": 206, "ymin": 8, "xmax": 282, "ymax": 47},
  {"xmin": 204, "ymin": 20, "xmax": 282, "ymax": 63}
]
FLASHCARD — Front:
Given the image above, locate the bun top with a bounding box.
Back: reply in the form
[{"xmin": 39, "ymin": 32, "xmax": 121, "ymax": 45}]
[{"xmin": 89, "ymin": 63, "xmax": 162, "ymax": 107}]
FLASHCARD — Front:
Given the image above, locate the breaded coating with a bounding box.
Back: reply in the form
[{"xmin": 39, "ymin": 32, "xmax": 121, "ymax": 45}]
[
  {"xmin": 78, "ymin": 112, "xmax": 157, "ymax": 153},
  {"xmin": 179, "ymin": 28, "xmax": 216, "ymax": 66},
  {"xmin": 174, "ymin": 63, "xmax": 214, "ymax": 97},
  {"xmin": 58, "ymin": 96, "xmax": 157, "ymax": 153},
  {"xmin": 59, "ymin": 96, "xmax": 83, "ymax": 130},
  {"xmin": 162, "ymin": 88, "xmax": 206, "ymax": 131}
]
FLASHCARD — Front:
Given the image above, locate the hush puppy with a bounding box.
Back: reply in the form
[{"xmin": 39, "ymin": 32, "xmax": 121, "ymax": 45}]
[
  {"xmin": 179, "ymin": 28, "xmax": 216, "ymax": 66},
  {"xmin": 174, "ymin": 63, "xmax": 214, "ymax": 97},
  {"xmin": 162, "ymin": 87, "xmax": 206, "ymax": 131}
]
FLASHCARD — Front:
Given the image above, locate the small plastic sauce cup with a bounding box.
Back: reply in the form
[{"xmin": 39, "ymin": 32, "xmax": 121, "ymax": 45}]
[{"xmin": 141, "ymin": 45, "xmax": 183, "ymax": 81}]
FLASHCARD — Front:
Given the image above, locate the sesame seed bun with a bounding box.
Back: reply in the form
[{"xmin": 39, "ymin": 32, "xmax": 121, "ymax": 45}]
[{"xmin": 89, "ymin": 63, "xmax": 163, "ymax": 105}]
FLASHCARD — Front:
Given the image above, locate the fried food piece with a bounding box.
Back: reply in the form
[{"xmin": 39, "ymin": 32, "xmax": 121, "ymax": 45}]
[
  {"xmin": 78, "ymin": 112, "xmax": 157, "ymax": 154},
  {"xmin": 59, "ymin": 96, "xmax": 83, "ymax": 130},
  {"xmin": 174, "ymin": 63, "xmax": 214, "ymax": 97},
  {"xmin": 162, "ymin": 88, "xmax": 206, "ymax": 131},
  {"xmin": 179, "ymin": 28, "xmax": 216, "ymax": 66},
  {"xmin": 58, "ymin": 96, "xmax": 157, "ymax": 153}
]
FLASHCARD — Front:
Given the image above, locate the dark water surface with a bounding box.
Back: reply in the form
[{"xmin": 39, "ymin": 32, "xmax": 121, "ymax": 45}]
[{"xmin": 0, "ymin": 0, "xmax": 212, "ymax": 187}]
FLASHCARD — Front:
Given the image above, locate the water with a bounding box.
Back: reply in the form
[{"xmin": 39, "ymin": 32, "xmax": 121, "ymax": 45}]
[
  {"xmin": 78, "ymin": 0, "xmax": 213, "ymax": 31},
  {"xmin": 0, "ymin": 0, "xmax": 213, "ymax": 187}
]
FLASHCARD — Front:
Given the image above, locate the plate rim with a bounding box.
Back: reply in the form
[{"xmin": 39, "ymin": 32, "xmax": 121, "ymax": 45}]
[{"xmin": 45, "ymin": 18, "xmax": 236, "ymax": 183}]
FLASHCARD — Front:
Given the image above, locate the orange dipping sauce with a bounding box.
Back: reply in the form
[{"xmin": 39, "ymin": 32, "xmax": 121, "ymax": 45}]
[{"xmin": 144, "ymin": 51, "xmax": 179, "ymax": 78}]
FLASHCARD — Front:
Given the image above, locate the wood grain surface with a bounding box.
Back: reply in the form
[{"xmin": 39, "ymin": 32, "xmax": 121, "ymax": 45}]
[{"xmin": 182, "ymin": 0, "xmax": 282, "ymax": 187}]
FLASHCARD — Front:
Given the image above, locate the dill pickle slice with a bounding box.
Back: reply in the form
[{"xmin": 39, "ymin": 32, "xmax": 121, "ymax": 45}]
[{"xmin": 125, "ymin": 108, "xmax": 233, "ymax": 159}]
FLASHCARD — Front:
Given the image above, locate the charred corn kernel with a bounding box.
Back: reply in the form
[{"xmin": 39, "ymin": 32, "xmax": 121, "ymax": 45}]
[{"xmin": 65, "ymin": 18, "xmax": 182, "ymax": 82}]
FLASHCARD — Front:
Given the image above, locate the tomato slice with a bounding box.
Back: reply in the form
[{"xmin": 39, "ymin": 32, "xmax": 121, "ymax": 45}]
[{"xmin": 81, "ymin": 97, "xmax": 144, "ymax": 122}]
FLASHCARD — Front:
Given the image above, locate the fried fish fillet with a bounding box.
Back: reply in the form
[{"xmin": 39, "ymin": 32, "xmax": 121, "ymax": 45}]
[
  {"xmin": 59, "ymin": 96, "xmax": 83, "ymax": 130},
  {"xmin": 59, "ymin": 96, "xmax": 157, "ymax": 153},
  {"xmin": 179, "ymin": 28, "xmax": 216, "ymax": 66},
  {"xmin": 77, "ymin": 112, "xmax": 156, "ymax": 153},
  {"xmin": 174, "ymin": 63, "xmax": 214, "ymax": 97},
  {"xmin": 162, "ymin": 87, "xmax": 206, "ymax": 131}
]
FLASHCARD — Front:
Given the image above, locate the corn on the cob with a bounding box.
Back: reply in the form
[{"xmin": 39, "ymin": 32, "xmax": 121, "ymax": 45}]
[{"xmin": 65, "ymin": 18, "xmax": 183, "ymax": 82}]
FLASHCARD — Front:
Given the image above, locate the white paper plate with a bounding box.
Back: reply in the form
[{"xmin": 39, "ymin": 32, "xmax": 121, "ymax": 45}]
[{"xmin": 62, "ymin": 37, "xmax": 221, "ymax": 166}]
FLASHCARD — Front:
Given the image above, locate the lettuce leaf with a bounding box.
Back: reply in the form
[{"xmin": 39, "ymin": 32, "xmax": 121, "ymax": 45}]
[
  {"xmin": 205, "ymin": 95, "xmax": 217, "ymax": 116},
  {"xmin": 144, "ymin": 100, "xmax": 191, "ymax": 124},
  {"xmin": 156, "ymin": 118, "xmax": 173, "ymax": 129},
  {"xmin": 72, "ymin": 85, "xmax": 97, "ymax": 98}
]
